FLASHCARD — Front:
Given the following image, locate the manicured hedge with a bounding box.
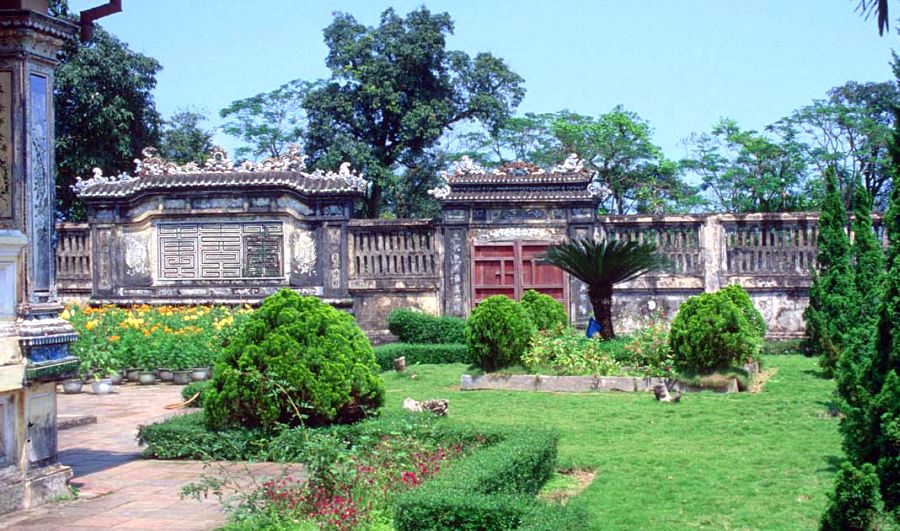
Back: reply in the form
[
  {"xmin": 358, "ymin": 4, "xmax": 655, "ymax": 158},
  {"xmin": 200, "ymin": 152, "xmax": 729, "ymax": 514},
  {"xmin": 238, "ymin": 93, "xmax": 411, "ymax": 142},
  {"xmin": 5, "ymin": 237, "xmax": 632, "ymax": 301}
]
[
  {"xmin": 387, "ymin": 308, "xmax": 466, "ymax": 344},
  {"xmin": 373, "ymin": 343, "xmax": 467, "ymax": 370},
  {"xmin": 394, "ymin": 428, "xmax": 583, "ymax": 531}
]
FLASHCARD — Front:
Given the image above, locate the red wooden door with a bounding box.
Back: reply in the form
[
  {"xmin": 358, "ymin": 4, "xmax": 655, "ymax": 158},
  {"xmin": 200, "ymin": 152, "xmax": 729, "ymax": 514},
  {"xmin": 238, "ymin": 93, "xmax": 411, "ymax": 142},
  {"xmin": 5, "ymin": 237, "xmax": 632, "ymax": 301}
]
[{"xmin": 472, "ymin": 241, "xmax": 566, "ymax": 309}]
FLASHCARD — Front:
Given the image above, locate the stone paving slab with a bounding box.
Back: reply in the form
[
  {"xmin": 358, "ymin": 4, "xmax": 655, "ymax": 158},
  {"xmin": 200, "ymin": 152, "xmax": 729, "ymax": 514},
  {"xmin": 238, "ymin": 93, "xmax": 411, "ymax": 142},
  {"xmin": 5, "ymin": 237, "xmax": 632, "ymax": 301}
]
[{"xmin": 0, "ymin": 382, "xmax": 301, "ymax": 531}]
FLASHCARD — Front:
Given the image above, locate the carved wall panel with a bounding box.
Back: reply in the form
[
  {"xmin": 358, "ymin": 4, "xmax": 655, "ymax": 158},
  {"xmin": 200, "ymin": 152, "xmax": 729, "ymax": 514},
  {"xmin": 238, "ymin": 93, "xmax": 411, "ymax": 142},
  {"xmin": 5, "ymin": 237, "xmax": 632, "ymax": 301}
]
[
  {"xmin": 0, "ymin": 71, "xmax": 11, "ymax": 219},
  {"xmin": 158, "ymin": 221, "xmax": 283, "ymax": 280}
]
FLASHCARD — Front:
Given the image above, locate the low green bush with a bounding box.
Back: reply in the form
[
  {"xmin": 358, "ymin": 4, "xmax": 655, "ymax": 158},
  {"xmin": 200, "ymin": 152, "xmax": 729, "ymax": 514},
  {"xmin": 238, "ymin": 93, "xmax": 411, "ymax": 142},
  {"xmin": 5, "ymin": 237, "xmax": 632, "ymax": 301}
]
[
  {"xmin": 821, "ymin": 462, "xmax": 884, "ymax": 531},
  {"xmin": 373, "ymin": 343, "xmax": 467, "ymax": 370},
  {"xmin": 393, "ymin": 428, "xmax": 571, "ymax": 531},
  {"xmin": 387, "ymin": 308, "xmax": 466, "ymax": 344},
  {"xmin": 181, "ymin": 380, "xmax": 209, "ymax": 408},
  {"xmin": 669, "ymin": 289, "xmax": 761, "ymax": 373},
  {"xmin": 205, "ymin": 289, "xmax": 385, "ymax": 431},
  {"xmin": 520, "ymin": 290, "xmax": 567, "ymax": 333},
  {"xmin": 720, "ymin": 284, "xmax": 766, "ymax": 339},
  {"xmin": 466, "ymin": 296, "xmax": 535, "ymax": 371},
  {"xmin": 137, "ymin": 412, "xmax": 270, "ymax": 460}
]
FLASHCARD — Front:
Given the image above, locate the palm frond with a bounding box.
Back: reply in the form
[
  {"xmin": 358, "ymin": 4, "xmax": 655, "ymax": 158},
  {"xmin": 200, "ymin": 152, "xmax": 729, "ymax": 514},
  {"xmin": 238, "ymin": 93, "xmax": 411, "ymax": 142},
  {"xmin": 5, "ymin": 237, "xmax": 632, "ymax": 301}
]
[
  {"xmin": 857, "ymin": 0, "xmax": 889, "ymax": 35},
  {"xmin": 542, "ymin": 238, "xmax": 669, "ymax": 287}
]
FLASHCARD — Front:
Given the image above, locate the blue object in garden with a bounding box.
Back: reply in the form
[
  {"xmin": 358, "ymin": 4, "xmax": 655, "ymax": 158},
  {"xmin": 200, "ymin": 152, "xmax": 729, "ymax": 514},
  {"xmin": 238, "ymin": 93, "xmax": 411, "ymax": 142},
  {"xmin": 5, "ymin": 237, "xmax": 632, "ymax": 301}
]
[{"xmin": 587, "ymin": 317, "xmax": 602, "ymax": 338}]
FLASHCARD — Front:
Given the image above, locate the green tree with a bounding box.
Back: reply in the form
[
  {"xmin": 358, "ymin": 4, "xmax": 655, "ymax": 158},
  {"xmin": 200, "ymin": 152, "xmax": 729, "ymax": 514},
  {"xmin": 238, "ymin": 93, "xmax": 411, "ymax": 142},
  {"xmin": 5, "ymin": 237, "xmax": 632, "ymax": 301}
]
[
  {"xmin": 220, "ymin": 79, "xmax": 315, "ymax": 160},
  {"xmin": 543, "ymin": 239, "xmax": 668, "ymax": 339},
  {"xmin": 803, "ymin": 168, "xmax": 857, "ymax": 375},
  {"xmin": 773, "ymin": 81, "xmax": 898, "ymax": 210},
  {"xmin": 683, "ymin": 118, "xmax": 811, "ymax": 212},
  {"xmin": 455, "ymin": 112, "xmax": 560, "ymax": 168},
  {"xmin": 851, "ymin": 182, "xmax": 884, "ymax": 325},
  {"xmin": 158, "ymin": 108, "xmax": 213, "ymax": 165},
  {"xmin": 55, "ymin": 25, "xmax": 161, "ymax": 220},
  {"xmin": 303, "ymin": 7, "xmax": 524, "ymax": 218},
  {"xmin": 552, "ymin": 108, "xmax": 699, "ymax": 214}
]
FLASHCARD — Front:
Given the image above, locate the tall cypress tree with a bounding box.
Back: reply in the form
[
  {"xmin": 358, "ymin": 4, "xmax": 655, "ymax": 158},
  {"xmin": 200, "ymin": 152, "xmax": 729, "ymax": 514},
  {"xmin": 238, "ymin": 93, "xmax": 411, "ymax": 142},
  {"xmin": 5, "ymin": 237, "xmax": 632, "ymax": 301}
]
[{"xmin": 803, "ymin": 167, "xmax": 857, "ymax": 376}]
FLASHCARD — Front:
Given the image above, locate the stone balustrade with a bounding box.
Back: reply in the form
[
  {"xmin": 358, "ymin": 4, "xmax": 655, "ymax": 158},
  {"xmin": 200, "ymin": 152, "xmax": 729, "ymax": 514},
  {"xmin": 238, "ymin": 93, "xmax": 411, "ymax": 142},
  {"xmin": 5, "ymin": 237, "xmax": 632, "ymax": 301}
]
[{"xmin": 55, "ymin": 222, "xmax": 91, "ymax": 300}]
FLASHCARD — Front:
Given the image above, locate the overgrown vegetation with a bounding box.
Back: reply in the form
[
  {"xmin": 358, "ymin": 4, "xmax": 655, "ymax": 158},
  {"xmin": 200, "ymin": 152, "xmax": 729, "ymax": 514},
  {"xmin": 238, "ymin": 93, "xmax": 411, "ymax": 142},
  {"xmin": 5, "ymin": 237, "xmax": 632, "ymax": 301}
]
[{"xmin": 204, "ymin": 289, "xmax": 384, "ymax": 431}]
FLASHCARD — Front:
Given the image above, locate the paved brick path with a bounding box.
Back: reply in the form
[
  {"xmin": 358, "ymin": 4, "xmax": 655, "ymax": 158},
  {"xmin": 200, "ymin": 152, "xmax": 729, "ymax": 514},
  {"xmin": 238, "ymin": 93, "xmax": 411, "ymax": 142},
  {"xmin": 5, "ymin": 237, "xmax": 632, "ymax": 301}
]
[{"xmin": 0, "ymin": 382, "xmax": 295, "ymax": 530}]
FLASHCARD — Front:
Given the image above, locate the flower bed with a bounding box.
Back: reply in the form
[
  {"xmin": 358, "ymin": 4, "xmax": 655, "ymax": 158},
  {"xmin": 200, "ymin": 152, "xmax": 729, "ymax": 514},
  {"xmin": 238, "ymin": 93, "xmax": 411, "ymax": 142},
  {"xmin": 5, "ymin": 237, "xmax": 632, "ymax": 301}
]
[
  {"xmin": 64, "ymin": 304, "xmax": 252, "ymax": 377},
  {"xmin": 141, "ymin": 411, "xmax": 578, "ymax": 529}
]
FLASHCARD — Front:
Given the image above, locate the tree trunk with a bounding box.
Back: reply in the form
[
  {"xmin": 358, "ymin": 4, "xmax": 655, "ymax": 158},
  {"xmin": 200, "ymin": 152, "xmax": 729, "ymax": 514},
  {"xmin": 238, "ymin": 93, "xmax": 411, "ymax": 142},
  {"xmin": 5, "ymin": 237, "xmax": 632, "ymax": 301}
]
[
  {"xmin": 589, "ymin": 284, "xmax": 615, "ymax": 339},
  {"xmin": 366, "ymin": 182, "xmax": 382, "ymax": 218}
]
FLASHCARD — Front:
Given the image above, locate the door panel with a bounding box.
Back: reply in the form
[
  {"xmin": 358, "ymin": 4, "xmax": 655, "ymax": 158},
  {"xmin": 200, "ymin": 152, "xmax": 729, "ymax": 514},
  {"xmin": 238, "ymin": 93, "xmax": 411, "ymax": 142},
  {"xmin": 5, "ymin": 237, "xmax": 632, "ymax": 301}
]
[{"xmin": 472, "ymin": 241, "xmax": 566, "ymax": 310}]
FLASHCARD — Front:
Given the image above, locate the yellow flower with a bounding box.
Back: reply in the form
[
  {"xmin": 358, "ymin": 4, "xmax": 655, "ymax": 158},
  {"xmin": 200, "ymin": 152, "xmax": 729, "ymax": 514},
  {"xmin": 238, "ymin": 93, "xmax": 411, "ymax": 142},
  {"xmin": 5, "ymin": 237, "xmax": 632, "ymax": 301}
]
[
  {"xmin": 60, "ymin": 309, "xmax": 71, "ymax": 320},
  {"xmin": 85, "ymin": 319, "xmax": 99, "ymax": 331},
  {"xmin": 109, "ymin": 335, "xmax": 120, "ymax": 342}
]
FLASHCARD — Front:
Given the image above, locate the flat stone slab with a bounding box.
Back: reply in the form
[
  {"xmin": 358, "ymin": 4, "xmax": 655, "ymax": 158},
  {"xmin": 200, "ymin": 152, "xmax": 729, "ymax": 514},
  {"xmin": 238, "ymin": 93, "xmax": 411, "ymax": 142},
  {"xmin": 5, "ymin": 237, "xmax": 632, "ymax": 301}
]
[
  {"xmin": 57, "ymin": 414, "xmax": 97, "ymax": 431},
  {"xmin": 461, "ymin": 374, "xmax": 740, "ymax": 393}
]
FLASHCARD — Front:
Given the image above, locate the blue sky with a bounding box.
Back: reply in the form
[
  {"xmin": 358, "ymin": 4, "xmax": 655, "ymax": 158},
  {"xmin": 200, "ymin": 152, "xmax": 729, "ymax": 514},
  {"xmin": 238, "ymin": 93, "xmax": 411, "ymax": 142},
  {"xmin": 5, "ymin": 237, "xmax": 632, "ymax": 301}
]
[{"xmin": 68, "ymin": 0, "xmax": 898, "ymax": 162}]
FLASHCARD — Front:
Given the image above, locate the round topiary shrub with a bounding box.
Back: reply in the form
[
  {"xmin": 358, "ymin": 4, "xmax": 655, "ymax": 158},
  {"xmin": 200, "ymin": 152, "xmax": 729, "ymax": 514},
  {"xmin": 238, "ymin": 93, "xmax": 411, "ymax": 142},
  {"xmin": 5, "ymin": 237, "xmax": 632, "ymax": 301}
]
[
  {"xmin": 669, "ymin": 290, "xmax": 761, "ymax": 373},
  {"xmin": 720, "ymin": 284, "xmax": 766, "ymax": 339},
  {"xmin": 465, "ymin": 295, "xmax": 534, "ymax": 371},
  {"xmin": 204, "ymin": 289, "xmax": 385, "ymax": 431},
  {"xmin": 520, "ymin": 290, "xmax": 567, "ymax": 333}
]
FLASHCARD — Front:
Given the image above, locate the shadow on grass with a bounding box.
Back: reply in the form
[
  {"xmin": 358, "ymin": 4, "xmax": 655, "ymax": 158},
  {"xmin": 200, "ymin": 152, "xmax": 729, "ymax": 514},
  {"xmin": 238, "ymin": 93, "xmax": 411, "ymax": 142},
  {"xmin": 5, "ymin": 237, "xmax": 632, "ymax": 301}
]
[
  {"xmin": 816, "ymin": 455, "xmax": 845, "ymax": 474},
  {"xmin": 802, "ymin": 368, "xmax": 832, "ymax": 380},
  {"xmin": 816, "ymin": 400, "xmax": 841, "ymax": 417}
]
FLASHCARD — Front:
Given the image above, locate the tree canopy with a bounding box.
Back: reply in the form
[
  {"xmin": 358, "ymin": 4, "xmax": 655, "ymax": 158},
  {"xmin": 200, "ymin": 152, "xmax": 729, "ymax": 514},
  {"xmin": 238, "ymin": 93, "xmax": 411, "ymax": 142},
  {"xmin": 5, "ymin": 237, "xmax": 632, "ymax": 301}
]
[
  {"xmin": 55, "ymin": 24, "xmax": 161, "ymax": 220},
  {"xmin": 158, "ymin": 108, "xmax": 213, "ymax": 165}
]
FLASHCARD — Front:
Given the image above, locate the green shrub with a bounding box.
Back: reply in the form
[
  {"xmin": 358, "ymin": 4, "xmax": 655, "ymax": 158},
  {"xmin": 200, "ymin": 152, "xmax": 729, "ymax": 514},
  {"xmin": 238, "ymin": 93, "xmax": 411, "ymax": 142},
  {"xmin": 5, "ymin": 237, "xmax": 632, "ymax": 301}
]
[
  {"xmin": 821, "ymin": 462, "xmax": 884, "ymax": 531},
  {"xmin": 520, "ymin": 290, "xmax": 567, "ymax": 333},
  {"xmin": 387, "ymin": 308, "xmax": 466, "ymax": 343},
  {"xmin": 721, "ymin": 284, "xmax": 766, "ymax": 339},
  {"xmin": 204, "ymin": 289, "xmax": 385, "ymax": 431},
  {"xmin": 669, "ymin": 290, "xmax": 761, "ymax": 373},
  {"xmin": 393, "ymin": 428, "xmax": 561, "ymax": 531},
  {"xmin": 181, "ymin": 380, "xmax": 209, "ymax": 408},
  {"xmin": 465, "ymin": 296, "xmax": 534, "ymax": 371},
  {"xmin": 373, "ymin": 343, "xmax": 467, "ymax": 371},
  {"xmin": 137, "ymin": 412, "xmax": 270, "ymax": 460}
]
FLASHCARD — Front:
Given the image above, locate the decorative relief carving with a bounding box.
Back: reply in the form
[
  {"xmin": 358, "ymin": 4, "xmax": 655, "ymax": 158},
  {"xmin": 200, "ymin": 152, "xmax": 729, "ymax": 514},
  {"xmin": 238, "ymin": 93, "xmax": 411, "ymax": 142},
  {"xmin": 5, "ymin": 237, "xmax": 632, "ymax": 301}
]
[
  {"xmin": 551, "ymin": 153, "xmax": 584, "ymax": 173},
  {"xmin": 75, "ymin": 145, "xmax": 367, "ymax": 194},
  {"xmin": 327, "ymin": 226, "xmax": 342, "ymax": 290},
  {"xmin": 158, "ymin": 222, "xmax": 283, "ymax": 280},
  {"xmin": 472, "ymin": 227, "xmax": 565, "ymax": 243},
  {"xmin": 447, "ymin": 230, "xmax": 465, "ymax": 315},
  {"xmin": 0, "ymin": 71, "xmax": 11, "ymax": 218},
  {"xmin": 122, "ymin": 231, "xmax": 149, "ymax": 277},
  {"xmin": 292, "ymin": 230, "xmax": 317, "ymax": 276},
  {"xmin": 494, "ymin": 161, "xmax": 543, "ymax": 176},
  {"xmin": 29, "ymin": 74, "xmax": 52, "ymax": 295}
]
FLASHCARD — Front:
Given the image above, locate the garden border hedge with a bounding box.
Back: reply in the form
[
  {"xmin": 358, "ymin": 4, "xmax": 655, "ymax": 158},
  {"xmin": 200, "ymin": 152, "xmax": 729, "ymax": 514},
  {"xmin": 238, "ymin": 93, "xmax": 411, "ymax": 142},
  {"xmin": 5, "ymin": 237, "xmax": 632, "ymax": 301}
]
[
  {"xmin": 373, "ymin": 343, "xmax": 467, "ymax": 371},
  {"xmin": 393, "ymin": 427, "xmax": 583, "ymax": 530}
]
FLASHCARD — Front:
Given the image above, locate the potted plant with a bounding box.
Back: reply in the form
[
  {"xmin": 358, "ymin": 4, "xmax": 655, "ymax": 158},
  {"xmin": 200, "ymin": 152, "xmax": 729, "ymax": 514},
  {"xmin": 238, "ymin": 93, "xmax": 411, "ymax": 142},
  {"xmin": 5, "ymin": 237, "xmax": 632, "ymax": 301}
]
[
  {"xmin": 90, "ymin": 373, "xmax": 113, "ymax": 395},
  {"xmin": 136, "ymin": 347, "xmax": 158, "ymax": 385},
  {"xmin": 62, "ymin": 378, "xmax": 83, "ymax": 394}
]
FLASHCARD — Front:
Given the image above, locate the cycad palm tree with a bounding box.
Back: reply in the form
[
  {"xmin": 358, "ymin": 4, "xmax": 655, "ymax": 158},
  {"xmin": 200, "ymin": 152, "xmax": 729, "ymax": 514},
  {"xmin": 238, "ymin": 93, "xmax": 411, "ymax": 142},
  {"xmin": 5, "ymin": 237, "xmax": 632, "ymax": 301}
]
[{"xmin": 544, "ymin": 238, "xmax": 668, "ymax": 339}]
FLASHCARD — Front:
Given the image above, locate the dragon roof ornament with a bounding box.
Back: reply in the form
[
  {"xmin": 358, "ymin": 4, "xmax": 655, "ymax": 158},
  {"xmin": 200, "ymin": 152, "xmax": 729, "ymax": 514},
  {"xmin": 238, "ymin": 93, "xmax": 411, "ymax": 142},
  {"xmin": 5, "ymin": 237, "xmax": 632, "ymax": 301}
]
[{"xmin": 73, "ymin": 145, "xmax": 368, "ymax": 195}]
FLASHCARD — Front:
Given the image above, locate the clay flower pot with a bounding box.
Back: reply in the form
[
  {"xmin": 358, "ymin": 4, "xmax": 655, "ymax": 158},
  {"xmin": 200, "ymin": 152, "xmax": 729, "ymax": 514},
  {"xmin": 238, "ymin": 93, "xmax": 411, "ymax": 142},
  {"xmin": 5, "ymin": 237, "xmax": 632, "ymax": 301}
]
[
  {"xmin": 190, "ymin": 367, "xmax": 209, "ymax": 381},
  {"xmin": 157, "ymin": 368, "xmax": 174, "ymax": 382},
  {"xmin": 62, "ymin": 379, "xmax": 83, "ymax": 394},
  {"xmin": 137, "ymin": 371, "xmax": 157, "ymax": 385},
  {"xmin": 109, "ymin": 372, "xmax": 124, "ymax": 385},
  {"xmin": 172, "ymin": 370, "xmax": 192, "ymax": 385},
  {"xmin": 125, "ymin": 368, "xmax": 140, "ymax": 382},
  {"xmin": 91, "ymin": 378, "xmax": 113, "ymax": 395}
]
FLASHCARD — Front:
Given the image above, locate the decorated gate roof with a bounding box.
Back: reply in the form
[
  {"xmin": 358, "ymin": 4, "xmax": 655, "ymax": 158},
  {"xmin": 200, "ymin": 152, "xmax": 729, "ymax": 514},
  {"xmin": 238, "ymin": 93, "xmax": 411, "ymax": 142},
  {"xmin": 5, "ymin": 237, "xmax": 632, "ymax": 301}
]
[
  {"xmin": 428, "ymin": 154, "xmax": 605, "ymax": 204},
  {"xmin": 74, "ymin": 145, "xmax": 367, "ymax": 200}
]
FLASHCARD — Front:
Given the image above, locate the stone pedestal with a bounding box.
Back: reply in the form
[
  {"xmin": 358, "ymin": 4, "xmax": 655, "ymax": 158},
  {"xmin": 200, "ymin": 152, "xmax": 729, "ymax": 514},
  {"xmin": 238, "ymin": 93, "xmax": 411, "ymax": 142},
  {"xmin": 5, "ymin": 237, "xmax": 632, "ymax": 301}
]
[{"xmin": 0, "ymin": 7, "xmax": 78, "ymax": 515}]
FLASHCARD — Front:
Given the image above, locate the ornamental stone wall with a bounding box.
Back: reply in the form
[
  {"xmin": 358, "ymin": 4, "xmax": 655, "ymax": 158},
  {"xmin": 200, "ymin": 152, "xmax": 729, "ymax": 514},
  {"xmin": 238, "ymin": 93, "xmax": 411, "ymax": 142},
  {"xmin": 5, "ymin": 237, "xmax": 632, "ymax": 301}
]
[{"xmin": 57, "ymin": 211, "xmax": 880, "ymax": 340}]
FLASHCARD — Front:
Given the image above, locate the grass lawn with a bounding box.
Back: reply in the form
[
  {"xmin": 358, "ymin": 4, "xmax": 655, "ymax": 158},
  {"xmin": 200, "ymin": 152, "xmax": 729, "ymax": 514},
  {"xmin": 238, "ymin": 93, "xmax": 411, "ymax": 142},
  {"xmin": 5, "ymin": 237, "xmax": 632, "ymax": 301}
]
[{"xmin": 381, "ymin": 355, "xmax": 841, "ymax": 530}]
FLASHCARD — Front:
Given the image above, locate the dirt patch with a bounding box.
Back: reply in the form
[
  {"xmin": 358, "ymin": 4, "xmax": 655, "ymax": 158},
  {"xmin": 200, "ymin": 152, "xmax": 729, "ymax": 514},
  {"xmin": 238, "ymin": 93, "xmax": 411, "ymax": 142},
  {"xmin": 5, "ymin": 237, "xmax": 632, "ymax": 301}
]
[
  {"xmin": 538, "ymin": 468, "xmax": 596, "ymax": 505},
  {"xmin": 750, "ymin": 367, "xmax": 778, "ymax": 393}
]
